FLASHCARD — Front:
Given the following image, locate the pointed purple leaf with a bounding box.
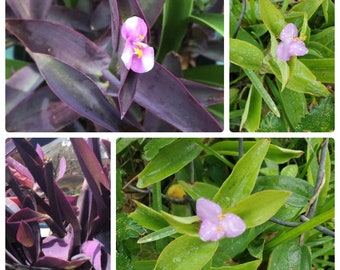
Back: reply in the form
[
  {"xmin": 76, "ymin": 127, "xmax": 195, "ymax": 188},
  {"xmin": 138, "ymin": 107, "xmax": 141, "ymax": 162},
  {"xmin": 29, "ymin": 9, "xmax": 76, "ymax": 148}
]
[
  {"xmin": 7, "ymin": 0, "xmax": 52, "ymax": 19},
  {"xmin": 6, "ymin": 19, "xmax": 110, "ymax": 81},
  {"xmin": 139, "ymin": 0, "xmax": 165, "ymax": 27},
  {"xmin": 134, "ymin": 63, "xmax": 223, "ymax": 131},
  {"xmin": 6, "ymin": 86, "xmax": 81, "ymax": 132},
  {"xmin": 91, "ymin": 0, "xmax": 111, "ymax": 30},
  {"xmin": 17, "ymin": 221, "xmax": 34, "ymax": 247},
  {"xmin": 6, "ymin": 156, "xmax": 34, "ymax": 189},
  {"xmin": 119, "ymin": 71, "xmax": 139, "ymax": 119},
  {"xmin": 47, "ymin": 5, "xmax": 91, "ymax": 32},
  {"xmin": 30, "ymin": 53, "xmax": 127, "ymax": 131},
  {"xmin": 7, "ymin": 208, "xmax": 51, "ymax": 224},
  {"xmin": 57, "ymin": 156, "xmax": 67, "ymax": 180},
  {"xmin": 109, "ymin": 0, "xmax": 120, "ymax": 51},
  {"xmin": 42, "ymin": 227, "xmax": 74, "ymax": 260},
  {"xmin": 6, "ymin": 64, "xmax": 44, "ymax": 115},
  {"xmin": 81, "ymin": 240, "xmax": 103, "ymax": 270},
  {"xmin": 181, "ymin": 79, "xmax": 224, "ymax": 106}
]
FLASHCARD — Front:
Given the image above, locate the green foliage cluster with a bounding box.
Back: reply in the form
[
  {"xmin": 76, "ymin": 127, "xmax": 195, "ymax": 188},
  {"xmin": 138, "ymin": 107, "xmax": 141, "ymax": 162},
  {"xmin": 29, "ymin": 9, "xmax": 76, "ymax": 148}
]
[
  {"xmin": 116, "ymin": 138, "xmax": 334, "ymax": 270},
  {"xmin": 230, "ymin": 0, "xmax": 334, "ymax": 132}
]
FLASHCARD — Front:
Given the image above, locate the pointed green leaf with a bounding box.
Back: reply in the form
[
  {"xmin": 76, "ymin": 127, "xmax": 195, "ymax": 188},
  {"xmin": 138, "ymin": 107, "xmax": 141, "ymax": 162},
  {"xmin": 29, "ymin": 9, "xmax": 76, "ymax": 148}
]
[
  {"xmin": 137, "ymin": 139, "xmax": 202, "ymax": 188},
  {"xmin": 179, "ymin": 181, "xmax": 218, "ymax": 200},
  {"xmin": 190, "ymin": 13, "xmax": 224, "ymax": 36},
  {"xmin": 228, "ymin": 190, "xmax": 291, "ymax": 228},
  {"xmin": 213, "ymin": 139, "xmax": 270, "ymax": 208},
  {"xmin": 259, "ymin": 0, "xmax": 286, "ymax": 36},
  {"xmin": 137, "ymin": 226, "xmax": 177, "ymax": 244},
  {"xmin": 160, "ymin": 211, "xmax": 199, "ymax": 236},
  {"xmin": 230, "ymin": 39, "xmax": 264, "ymax": 70},
  {"xmin": 154, "ymin": 235, "xmax": 218, "ymax": 270}
]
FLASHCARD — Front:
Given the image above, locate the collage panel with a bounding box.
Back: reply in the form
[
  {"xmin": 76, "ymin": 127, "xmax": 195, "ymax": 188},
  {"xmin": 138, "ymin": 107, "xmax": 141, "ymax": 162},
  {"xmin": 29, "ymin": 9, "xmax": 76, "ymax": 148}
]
[
  {"xmin": 116, "ymin": 138, "xmax": 334, "ymax": 269},
  {"xmin": 6, "ymin": 1, "xmax": 224, "ymax": 132},
  {"xmin": 5, "ymin": 138, "xmax": 111, "ymax": 269},
  {"xmin": 230, "ymin": 0, "xmax": 334, "ymax": 132}
]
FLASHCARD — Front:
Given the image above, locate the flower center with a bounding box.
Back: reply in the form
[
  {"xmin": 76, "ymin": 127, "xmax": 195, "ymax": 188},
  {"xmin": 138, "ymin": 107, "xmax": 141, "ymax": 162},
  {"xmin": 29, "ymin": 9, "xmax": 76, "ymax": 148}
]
[
  {"xmin": 300, "ymin": 33, "xmax": 307, "ymax": 41},
  {"xmin": 139, "ymin": 35, "xmax": 144, "ymax": 41},
  {"xmin": 218, "ymin": 214, "xmax": 225, "ymax": 220},
  {"xmin": 134, "ymin": 48, "xmax": 143, "ymax": 58}
]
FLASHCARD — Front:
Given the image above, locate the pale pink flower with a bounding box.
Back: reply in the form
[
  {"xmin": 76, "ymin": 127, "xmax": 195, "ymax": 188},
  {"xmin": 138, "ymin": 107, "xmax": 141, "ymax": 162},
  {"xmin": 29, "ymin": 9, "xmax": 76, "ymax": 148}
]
[
  {"xmin": 276, "ymin": 23, "xmax": 308, "ymax": 61},
  {"xmin": 196, "ymin": 198, "xmax": 246, "ymax": 242},
  {"xmin": 121, "ymin": 16, "xmax": 154, "ymax": 73}
]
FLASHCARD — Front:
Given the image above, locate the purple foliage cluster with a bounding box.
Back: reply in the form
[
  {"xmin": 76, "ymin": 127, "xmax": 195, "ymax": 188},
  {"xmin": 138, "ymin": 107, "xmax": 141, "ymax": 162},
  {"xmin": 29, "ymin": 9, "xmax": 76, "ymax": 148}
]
[
  {"xmin": 6, "ymin": 0, "xmax": 223, "ymax": 132},
  {"xmin": 6, "ymin": 138, "xmax": 111, "ymax": 269}
]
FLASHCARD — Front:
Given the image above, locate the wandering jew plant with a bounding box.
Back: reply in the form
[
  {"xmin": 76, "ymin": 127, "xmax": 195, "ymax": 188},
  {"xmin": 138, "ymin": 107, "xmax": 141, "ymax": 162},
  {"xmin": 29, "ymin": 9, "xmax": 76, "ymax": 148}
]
[
  {"xmin": 196, "ymin": 198, "xmax": 246, "ymax": 242},
  {"xmin": 121, "ymin": 16, "xmax": 154, "ymax": 73},
  {"xmin": 276, "ymin": 23, "xmax": 308, "ymax": 62}
]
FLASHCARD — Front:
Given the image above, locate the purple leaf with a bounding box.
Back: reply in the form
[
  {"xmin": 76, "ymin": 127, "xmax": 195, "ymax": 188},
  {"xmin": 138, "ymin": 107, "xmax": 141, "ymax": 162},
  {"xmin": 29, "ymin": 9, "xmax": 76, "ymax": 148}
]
[
  {"xmin": 47, "ymin": 5, "xmax": 91, "ymax": 32},
  {"xmin": 30, "ymin": 53, "xmax": 128, "ymax": 131},
  {"xmin": 91, "ymin": 0, "xmax": 111, "ymax": 30},
  {"xmin": 35, "ymin": 144, "xmax": 44, "ymax": 161},
  {"xmin": 17, "ymin": 221, "xmax": 34, "ymax": 248},
  {"xmin": 81, "ymin": 240, "xmax": 103, "ymax": 270},
  {"xmin": 6, "ymin": 156, "xmax": 34, "ymax": 189},
  {"xmin": 109, "ymin": 0, "xmax": 120, "ymax": 51},
  {"xmin": 6, "ymin": 86, "xmax": 81, "ymax": 132},
  {"xmin": 7, "ymin": 208, "xmax": 51, "ymax": 224},
  {"xmin": 57, "ymin": 156, "xmax": 67, "ymax": 180},
  {"xmin": 101, "ymin": 139, "xmax": 111, "ymax": 159},
  {"xmin": 119, "ymin": 71, "xmax": 139, "ymax": 118},
  {"xmin": 7, "ymin": 0, "xmax": 52, "ymax": 19},
  {"xmin": 6, "ymin": 64, "xmax": 44, "ymax": 115},
  {"xmin": 6, "ymin": 19, "xmax": 110, "ymax": 81},
  {"xmin": 139, "ymin": 0, "xmax": 165, "ymax": 27},
  {"xmin": 42, "ymin": 226, "xmax": 74, "ymax": 260},
  {"xmin": 181, "ymin": 79, "xmax": 224, "ymax": 106},
  {"xmin": 34, "ymin": 256, "xmax": 89, "ymax": 269},
  {"xmin": 134, "ymin": 63, "xmax": 223, "ymax": 131}
]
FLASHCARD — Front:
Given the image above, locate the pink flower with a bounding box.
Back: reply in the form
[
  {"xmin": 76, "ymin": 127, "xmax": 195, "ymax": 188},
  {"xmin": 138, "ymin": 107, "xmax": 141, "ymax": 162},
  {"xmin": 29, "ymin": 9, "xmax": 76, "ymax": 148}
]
[
  {"xmin": 276, "ymin": 23, "xmax": 308, "ymax": 62},
  {"xmin": 121, "ymin": 16, "xmax": 154, "ymax": 73},
  {"xmin": 196, "ymin": 198, "xmax": 246, "ymax": 242}
]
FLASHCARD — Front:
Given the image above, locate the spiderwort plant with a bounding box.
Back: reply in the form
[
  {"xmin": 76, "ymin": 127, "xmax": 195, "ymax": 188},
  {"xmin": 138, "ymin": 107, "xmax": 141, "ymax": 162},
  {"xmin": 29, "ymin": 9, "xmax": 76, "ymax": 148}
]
[
  {"xmin": 276, "ymin": 23, "xmax": 308, "ymax": 62},
  {"xmin": 121, "ymin": 16, "xmax": 154, "ymax": 73},
  {"xmin": 196, "ymin": 198, "xmax": 246, "ymax": 242}
]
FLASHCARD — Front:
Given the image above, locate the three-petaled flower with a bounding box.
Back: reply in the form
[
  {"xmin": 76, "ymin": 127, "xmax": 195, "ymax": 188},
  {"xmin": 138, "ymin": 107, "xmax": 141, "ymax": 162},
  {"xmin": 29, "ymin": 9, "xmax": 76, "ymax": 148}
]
[
  {"xmin": 196, "ymin": 198, "xmax": 246, "ymax": 242},
  {"xmin": 121, "ymin": 16, "xmax": 154, "ymax": 73},
  {"xmin": 276, "ymin": 23, "xmax": 308, "ymax": 62}
]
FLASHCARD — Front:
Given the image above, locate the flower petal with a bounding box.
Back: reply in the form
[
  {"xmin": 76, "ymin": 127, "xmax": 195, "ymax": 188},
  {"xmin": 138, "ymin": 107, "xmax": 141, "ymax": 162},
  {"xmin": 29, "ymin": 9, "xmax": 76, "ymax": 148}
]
[
  {"xmin": 130, "ymin": 45, "xmax": 154, "ymax": 73},
  {"xmin": 199, "ymin": 219, "xmax": 224, "ymax": 242},
  {"xmin": 280, "ymin": 23, "xmax": 298, "ymax": 43},
  {"xmin": 121, "ymin": 41, "xmax": 134, "ymax": 70},
  {"xmin": 220, "ymin": 213, "xmax": 246, "ymax": 238},
  {"xmin": 276, "ymin": 42, "xmax": 291, "ymax": 62},
  {"xmin": 288, "ymin": 40, "xmax": 308, "ymax": 57},
  {"xmin": 196, "ymin": 198, "xmax": 221, "ymax": 222},
  {"xmin": 121, "ymin": 16, "xmax": 148, "ymax": 42}
]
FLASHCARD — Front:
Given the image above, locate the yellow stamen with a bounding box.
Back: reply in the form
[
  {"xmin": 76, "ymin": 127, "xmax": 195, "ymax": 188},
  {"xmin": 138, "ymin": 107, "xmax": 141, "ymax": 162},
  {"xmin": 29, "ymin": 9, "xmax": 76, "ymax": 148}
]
[
  {"xmin": 292, "ymin": 36, "xmax": 299, "ymax": 41},
  {"xmin": 134, "ymin": 48, "xmax": 143, "ymax": 58},
  {"xmin": 218, "ymin": 214, "xmax": 225, "ymax": 220},
  {"xmin": 300, "ymin": 33, "xmax": 307, "ymax": 41},
  {"xmin": 139, "ymin": 35, "xmax": 144, "ymax": 41},
  {"xmin": 217, "ymin": 226, "xmax": 223, "ymax": 232}
]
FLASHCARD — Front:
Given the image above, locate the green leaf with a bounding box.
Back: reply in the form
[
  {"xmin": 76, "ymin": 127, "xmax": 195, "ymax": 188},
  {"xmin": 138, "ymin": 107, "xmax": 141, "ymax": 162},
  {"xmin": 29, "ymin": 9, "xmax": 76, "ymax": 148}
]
[
  {"xmin": 230, "ymin": 39, "xmax": 264, "ymax": 71},
  {"xmin": 286, "ymin": 59, "xmax": 330, "ymax": 97},
  {"xmin": 137, "ymin": 139, "xmax": 202, "ymax": 188},
  {"xmin": 142, "ymin": 138, "xmax": 177, "ymax": 161},
  {"xmin": 213, "ymin": 139, "xmax": 270, "ymax": 209},
  {"xmin": 259, "ymin": 0, "xmax": 286, "ymax": 36},
  {"xmin": 154, "ymin": 235, "xmax": 218, "ymax": 270},
  {"xmin": 299, "ymin": 58, "xmax": 334, "ymax": 83},
  {"xmin": 295, "ymin": 97, "xmax": 334, "ymax": 132},
  {"xmin": 156, "ymin": 0, "xmax": 193, "ymax": 61},
  {"xmin": 243, "ymin": 69, "xmax": 280, "ymax": 117},
  {"xmin": 116, "ymin": 212, "xmax": 146, "ymax": 242},
  {"xmin": 211, "ymin": 260, "xmax": 262, "ymax": 269},
  {"xmin": 116, "ymin": 138, "xmax": 138, "ymax": 154},
  {"xmin": 179, "ymin": 181, "xmax": 219, "ymax": 200},
  {"xmin": 290, "ymin": 0, "xmax": 324, "ymax": 20},
  {"xmin": 254, "ymin": 176, "xmax": 314, "ymax": 208},
  {"xmin": 211, "ymin": 140, "xmax": 303, "ymax": 164},
  {"xmin": 183, "ymin": 65, "xmax": 223, "ymax": 87},
  {"xmin": 258, "ymin": 112, "xmax": 286, "ymax": 132},
  {"xmin": 137, "ymin": 226, "xmax": 177, "ymax": 244},
  {"xmin": 280, "ymin": 89, "xmax": 307, "ymax": 129},
  {"xmin": 160, "ymin": 211, "xmax": 200, "ymax": 236},
  {"xmin": 190, "ymin": 13, "xmax": 224, "ymax": 36},
  {"xmin": 129, "ymin": 201, "xmax": 168, "ymax": 231},
  {"xmin": 264, "ymin": 208, "xmax": 334, "ymax": 251},
  {"xmin": 281, "ymin": 164, "xmax": 299, "ymax": 178},
  {"xmin": 228, "ymin": 190, "xmax": 291, "ymax": 228},
  {"xmin": 268, "ymin": 240, "xmax": 312, "ymax": 270},
  {"xmin": 240, "ymin": 85, "xmax": 262, "ymax": 132}
]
